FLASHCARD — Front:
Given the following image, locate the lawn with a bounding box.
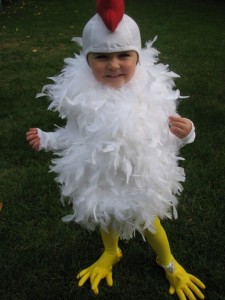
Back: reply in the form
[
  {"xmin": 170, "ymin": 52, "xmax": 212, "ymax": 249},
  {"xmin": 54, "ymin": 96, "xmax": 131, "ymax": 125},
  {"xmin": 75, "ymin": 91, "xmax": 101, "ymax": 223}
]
[{"xmin": 0, "ymin": 0, "xmax": 225, "ymax": 299}]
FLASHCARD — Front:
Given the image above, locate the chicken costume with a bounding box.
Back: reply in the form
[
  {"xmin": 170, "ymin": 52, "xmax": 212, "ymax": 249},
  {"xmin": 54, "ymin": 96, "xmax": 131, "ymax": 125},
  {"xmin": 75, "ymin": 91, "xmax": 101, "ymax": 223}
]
[{"xmin": 33, "ymin": 0, "xmax": 205, "ymax": 298}]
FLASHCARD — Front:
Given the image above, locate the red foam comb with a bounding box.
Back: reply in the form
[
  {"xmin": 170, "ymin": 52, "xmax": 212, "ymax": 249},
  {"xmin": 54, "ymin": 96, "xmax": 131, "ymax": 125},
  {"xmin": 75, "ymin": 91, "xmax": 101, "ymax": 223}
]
[{"xmin": 96, "ymin": 0, "xmax": 125, "ymax": 32}]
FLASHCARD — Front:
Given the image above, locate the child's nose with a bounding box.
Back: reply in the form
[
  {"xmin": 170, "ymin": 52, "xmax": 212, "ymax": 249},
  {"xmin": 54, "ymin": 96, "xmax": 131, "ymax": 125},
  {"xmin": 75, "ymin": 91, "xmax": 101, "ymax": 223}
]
[{"xmin": 108, "ymin": 58, "xmax": 119, "ymax": 70}]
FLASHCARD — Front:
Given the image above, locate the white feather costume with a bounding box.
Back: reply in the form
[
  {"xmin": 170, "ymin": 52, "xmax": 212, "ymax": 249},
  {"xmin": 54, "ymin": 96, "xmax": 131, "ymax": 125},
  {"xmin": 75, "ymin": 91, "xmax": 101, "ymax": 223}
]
[{"xmin": 37, "ymin": 39, "xmax": 195, "ymax": 240}]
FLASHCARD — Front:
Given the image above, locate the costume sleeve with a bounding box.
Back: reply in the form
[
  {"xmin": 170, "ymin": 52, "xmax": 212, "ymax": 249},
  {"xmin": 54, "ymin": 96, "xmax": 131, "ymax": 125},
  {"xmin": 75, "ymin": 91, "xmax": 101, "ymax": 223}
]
[{"xmin": 37, "ymin": 120, "xmax": 76, "ymax": 152}]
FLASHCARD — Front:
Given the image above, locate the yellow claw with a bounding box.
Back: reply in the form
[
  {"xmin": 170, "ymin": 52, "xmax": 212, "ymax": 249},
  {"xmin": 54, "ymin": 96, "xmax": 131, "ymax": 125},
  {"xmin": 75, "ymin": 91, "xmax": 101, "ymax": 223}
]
[
  {"xmin": 163, "ymin": 258, "xmax": 205, "ymax": 300},
  {"xmin": 77, "ymin": 247, "xmax": 123, "ymax": 294}
]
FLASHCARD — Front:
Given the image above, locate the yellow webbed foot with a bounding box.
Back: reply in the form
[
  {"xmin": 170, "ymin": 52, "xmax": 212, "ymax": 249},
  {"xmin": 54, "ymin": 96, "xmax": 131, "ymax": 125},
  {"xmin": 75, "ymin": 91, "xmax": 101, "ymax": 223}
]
[
  {"xmin": 158, "ymin": 257, "xmax": 206, "ymax": 300},
  {"xmin": 77, "ymin": 247, "xmax": 123, "ymax": 295}
]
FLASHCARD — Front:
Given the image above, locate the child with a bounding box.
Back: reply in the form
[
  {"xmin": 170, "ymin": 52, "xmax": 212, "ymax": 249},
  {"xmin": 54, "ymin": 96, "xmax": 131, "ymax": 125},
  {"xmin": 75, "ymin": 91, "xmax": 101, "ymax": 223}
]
[{"xmin": 26, "ymin": 0, "xmax": 205, "ymax": 299}]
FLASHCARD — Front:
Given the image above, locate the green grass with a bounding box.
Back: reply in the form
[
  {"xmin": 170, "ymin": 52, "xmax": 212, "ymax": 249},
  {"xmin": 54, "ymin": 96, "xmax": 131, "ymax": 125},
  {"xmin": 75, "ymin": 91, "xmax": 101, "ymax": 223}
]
[{"xmin": 1, "ymin": 0, "xmax": 225, "ymax": 299}]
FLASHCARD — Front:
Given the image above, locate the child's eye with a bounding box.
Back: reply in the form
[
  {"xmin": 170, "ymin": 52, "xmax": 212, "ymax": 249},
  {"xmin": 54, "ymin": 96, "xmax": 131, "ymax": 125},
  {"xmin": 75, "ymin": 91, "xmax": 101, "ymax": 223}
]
[
  {"xmin": 119, "ymin": 53, "xmax": 130, "ymax": 58},
  {"xmin": 95, "ymin": 54, "xmax": 108, "ymax": 60}
]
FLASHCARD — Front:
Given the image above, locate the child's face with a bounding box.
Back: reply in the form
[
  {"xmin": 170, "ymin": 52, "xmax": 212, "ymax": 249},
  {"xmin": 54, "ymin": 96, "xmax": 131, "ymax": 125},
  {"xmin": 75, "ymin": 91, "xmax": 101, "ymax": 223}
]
[{"xmin": 87, "ymin": 51, "xmax": 138, "ymax": 88}]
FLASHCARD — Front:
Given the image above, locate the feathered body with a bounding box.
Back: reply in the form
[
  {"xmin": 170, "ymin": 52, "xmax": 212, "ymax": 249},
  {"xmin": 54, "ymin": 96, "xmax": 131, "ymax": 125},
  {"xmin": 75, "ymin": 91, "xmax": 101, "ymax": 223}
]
[{"xmin": 41, "ymin": 40, "xmax": 186, "ymax": 239}]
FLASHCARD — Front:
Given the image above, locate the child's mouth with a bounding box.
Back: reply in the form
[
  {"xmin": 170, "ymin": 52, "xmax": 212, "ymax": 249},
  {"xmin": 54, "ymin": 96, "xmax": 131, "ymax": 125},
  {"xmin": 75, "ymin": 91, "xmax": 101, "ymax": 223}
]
[{"xmin": 106, "ymin": 74, "xmax": 123, "ymax": 78}]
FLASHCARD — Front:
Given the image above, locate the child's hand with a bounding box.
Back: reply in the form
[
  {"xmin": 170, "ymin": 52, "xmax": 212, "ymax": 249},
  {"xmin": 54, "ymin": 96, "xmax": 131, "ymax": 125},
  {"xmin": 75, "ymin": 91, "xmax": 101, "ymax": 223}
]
[
  {"xmin": 168, "ymin": 116, "xmax": 192, "ymax": 139},
  {"xmin": 26, "ymin": 128, "xmax": 40, "ymax": 151}
]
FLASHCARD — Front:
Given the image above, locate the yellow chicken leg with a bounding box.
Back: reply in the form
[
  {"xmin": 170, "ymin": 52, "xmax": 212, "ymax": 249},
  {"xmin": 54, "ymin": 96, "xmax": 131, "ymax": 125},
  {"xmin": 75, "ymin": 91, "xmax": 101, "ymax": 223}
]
[{"xmin": 145, "ymin": 217, "xmax": 205, "ymax": 300}]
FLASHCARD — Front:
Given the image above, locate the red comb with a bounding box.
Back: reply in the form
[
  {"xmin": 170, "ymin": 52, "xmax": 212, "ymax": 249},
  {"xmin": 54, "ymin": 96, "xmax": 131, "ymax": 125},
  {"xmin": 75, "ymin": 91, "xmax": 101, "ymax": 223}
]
[{"xmin": 96, "ymin": 0, "xmax": 125, "ymax": 32}]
